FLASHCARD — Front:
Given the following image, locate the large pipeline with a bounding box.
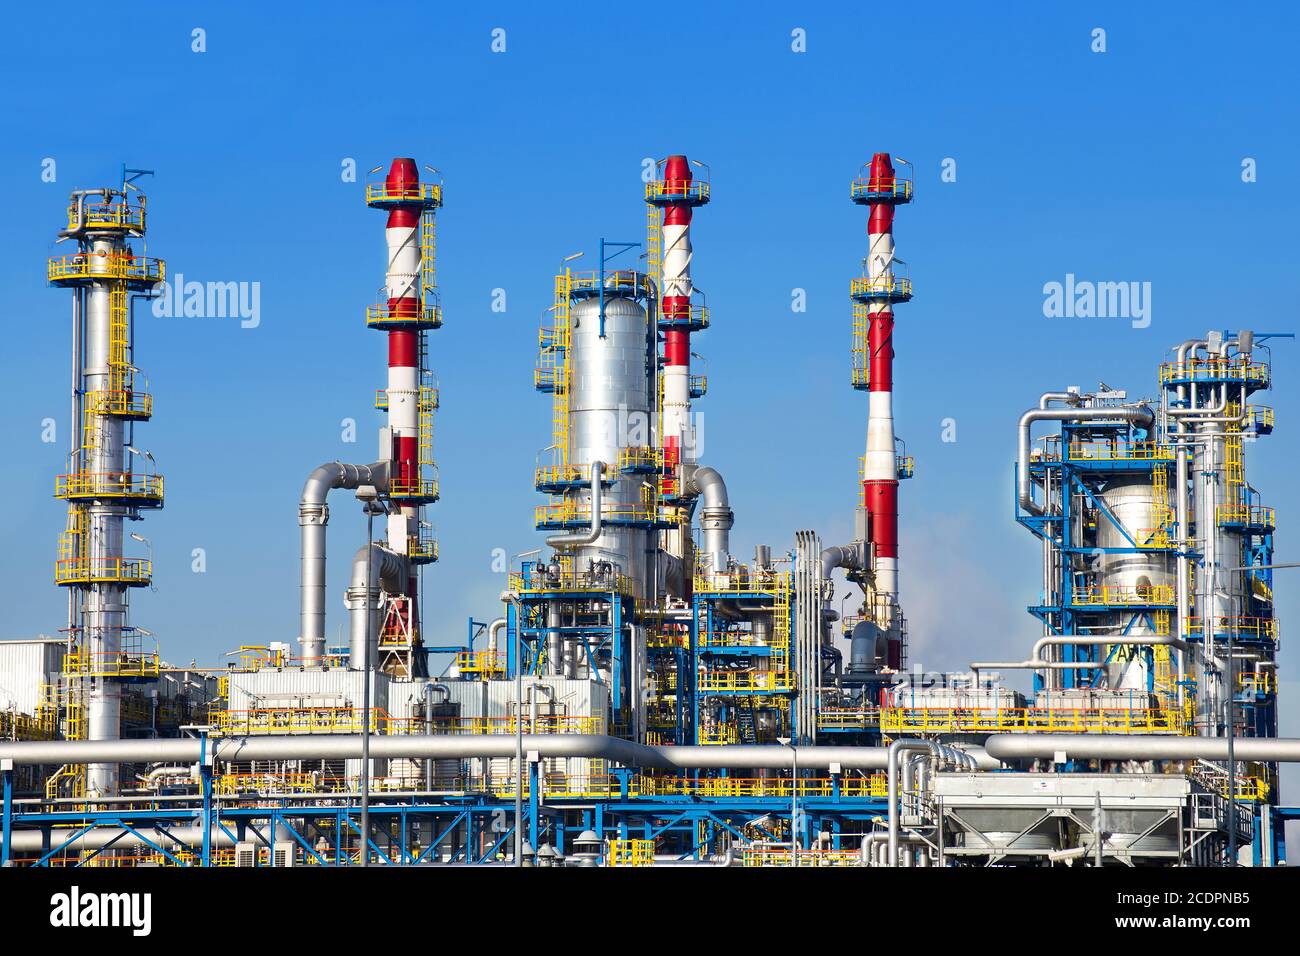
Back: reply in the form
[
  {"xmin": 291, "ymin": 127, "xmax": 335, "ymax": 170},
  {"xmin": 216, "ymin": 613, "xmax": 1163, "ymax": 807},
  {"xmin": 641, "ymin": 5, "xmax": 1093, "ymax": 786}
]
[
  {"xmin": 0, "ymin": 733, "xmax": 995, "ymax": 772},
  {"xmin": 298, "ymin": 460, "xmax": 391, "ymax": 663},
  {"xmin": 346, "ymin": 542, "xmax": 409, "ymax": 668},
  {"xmin": 545, "ymin": 461, "xmax": 604, "ymax": 548},
  {"xmin": 684, "ymin": 465, "xmax": 734, "ymax": 572},
  {"xmin": 986, "ymin": 734, "xmax": 1300, "ymax": 763},
  {"xmin": 1017, "ymin": 404, "xmax": 1154, "ymax": 516}
]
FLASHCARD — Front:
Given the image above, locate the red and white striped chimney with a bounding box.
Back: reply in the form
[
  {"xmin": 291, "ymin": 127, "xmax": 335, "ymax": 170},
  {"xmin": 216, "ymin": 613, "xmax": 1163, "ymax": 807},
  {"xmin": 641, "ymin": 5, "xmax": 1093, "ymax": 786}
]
[
  {"xmin": 382, "ymin": 158, "xmax": 422, "ymax": 590},
  {"xmin": 660, "ymin": 155, "xmax": 696, "ymax": 480},
  {"xmin": 859, "ymin": 152, "xmax": 905, "ymax": 639}
]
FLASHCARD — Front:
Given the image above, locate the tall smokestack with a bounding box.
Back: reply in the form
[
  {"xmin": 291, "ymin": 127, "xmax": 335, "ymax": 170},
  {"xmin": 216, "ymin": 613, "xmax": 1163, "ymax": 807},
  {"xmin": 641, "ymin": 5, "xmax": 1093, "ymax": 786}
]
[
  {"xmin": 654, "ymin": 156, "xmax": 706, "ymax": 482},
  {"xmin": 851, "ymin": 152, "xmax": 912, "ymax": 653},
  {"xmin": 366, "ymin": 158, "xmax": 443, "ymax": 671}
]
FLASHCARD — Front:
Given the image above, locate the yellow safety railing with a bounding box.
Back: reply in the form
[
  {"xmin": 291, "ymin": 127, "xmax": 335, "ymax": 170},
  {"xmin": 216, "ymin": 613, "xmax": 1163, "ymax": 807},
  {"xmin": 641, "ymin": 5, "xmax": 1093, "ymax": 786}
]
[
  {"xmin": 817, "ymin": 707, "xmax": 881, "ymax": 730},
  {"xmin": 54, "ymin": 557, "xmax": 152, "ymax": 586},
  {"xmin": 1239, "ymin": 672, "xmax": 1275, "ymax": 695},
  {"xmin": 607, "ymin": 839, "xmax": 656, "ymax": 866},
  {"xmin": 568, "ymin": 269, "xmax": 654, "ymax": 298},
  {"xmin": 47, "ymin": 252, "xmax": 165, "ymax": 284},
  {"xmin": 63, "ymin": 649, "xmax": 161, "ymax": 679},
  {"xmin": 697, "ymin": 724, "xmax": 740, "ymax": 745},
  {"xmin": 1216, "ymin": 503, "xmax": 1274, "ymax": 527},
  {"xmin": 697, "ymin": 670, "xmax": 795, "ymax": 693},
  {"xmin": 638, "ymin": 774, "xmax": 887, "ymax": 799},
  {"xmin": 1073, "ymin": 584, "xmax": 1176, "ymax": 605},
  {"xmin": 534, "ymin": 492, "xmax": 658, "ymax": 529},
  {"xmin": 1159, "ymin": 358, "xmax": 1269, "ymax": 385},
  {"xmin": 742, "ymin": 847, "xmax": 863, "ymax": 867},
  {"xmin": 455, "ymin": 650, "xmax": 505, "ymax": 677},
  {"xmin": 645, "ymin": 178, "xmax": 711, "ymax": 203},
  {"xmin": 507, "ymin": 565, "xmax": 633, "ymax": 596},
  {"xmin": 83, "ymin": 388, "xmax": 153, "ymax": 419},
  {"xmin": 1249, "ymin": 405, "xmax": 1275, "ymax": 430},
  {"xmin": 67, "ymin": 198, "xmax": 147, "ymax": 233},
  {"xmin": 693, "ymin": 564, "xmax": 789, "ymax": 595},
  {"xmin": 849, "ymin": 274, "xmax": 912, "ymax": 300},
  {"xmin": 212, "ymin": 708, "xmax": 602, "ymax": 737},
  {"xmin": 214, "ymin": 707, "xmax": 387, "ymax": 736},
  {"xmin": 364, "ymin": 301, "xmax": 442, "ymax": 328},
  {"xmin": 0, "ymin": 708, "xmax": 58, "ymax": 741},
  {"xmin": 364, "ymin": 181, "xmax": 442, "ymax": 206},
  {"xmin": 1185, "ymin": 616, "xmax": 1278, "ymax": 640},
  {"xmin": 388, "ymin": 475, "xmax": 439, "ymax": 500},
  {"xmin": 1066, "ymin": 441, "xmax": 1174, "ymax": 461},
  {"xmin": 896, "ymin": 455, "xmax": 915, "ymax": 479},
  {"xmin": 534, "ymin": 462, "xmax": 587, "ymax": 488},
  {"xmin": 408, "ymin": 530, "xmax": 439, "ymax": 563},
  {"xmin": 850, "ymin": 176, "xmax": 912, "ymax": 202},
  {"xmin": 617, "ymin": 445, "xmax": 664, "ymax": 473},
  {"xmin": 880, "ymin": 704, "xmax": 1190, "ymax": 735},
  {"xmin": 54, "ymin": 472, "xmax": 163, "ymax": 500}
]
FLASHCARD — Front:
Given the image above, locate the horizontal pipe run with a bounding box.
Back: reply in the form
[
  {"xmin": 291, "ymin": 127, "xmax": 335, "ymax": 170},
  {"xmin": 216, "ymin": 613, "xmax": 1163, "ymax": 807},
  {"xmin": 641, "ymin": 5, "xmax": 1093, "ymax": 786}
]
[
  {"xmin": 972, "ymin": 634, "xmax": 1189, "ymax": 675},
  {"xmin": 985, "ymin": 734, "xmax": 1300, "ymax": 763},
  {"xmin": 0, "ymin": 734, "xmax": 997, "ymax": 773}
]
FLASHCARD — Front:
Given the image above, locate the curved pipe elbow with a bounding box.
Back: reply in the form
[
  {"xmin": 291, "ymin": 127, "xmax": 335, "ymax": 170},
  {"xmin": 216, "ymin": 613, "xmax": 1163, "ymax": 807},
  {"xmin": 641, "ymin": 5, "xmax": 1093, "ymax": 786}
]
[
  {"xmin": 820, "ymin": 544, "xmax": 863, "ymax": 580},
  {"xmin": 685, "ymin": 465, "xmax": 734, "ymax": 572},
  {"xmin": 298, "ymin": 460, "xmax": 391, "ymax": 665},
  {"xmin": 1017, "ymin": 403, "xmax": 1154, "ymax": 515},
  {"xmin": 300, "ymin": 460, "xmax": 391, "ymax": 521},
  {"xmin": 546, "ymin": 461, "xmax": 605, "ymax": 549}
]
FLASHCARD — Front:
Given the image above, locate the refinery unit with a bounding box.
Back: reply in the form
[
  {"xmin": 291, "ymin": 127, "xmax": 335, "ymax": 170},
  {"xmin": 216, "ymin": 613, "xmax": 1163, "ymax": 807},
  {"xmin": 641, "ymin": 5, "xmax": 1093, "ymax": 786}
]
[{"xmin": 0, "ymin": 152, "xmax": 1295, "ymax": 869}]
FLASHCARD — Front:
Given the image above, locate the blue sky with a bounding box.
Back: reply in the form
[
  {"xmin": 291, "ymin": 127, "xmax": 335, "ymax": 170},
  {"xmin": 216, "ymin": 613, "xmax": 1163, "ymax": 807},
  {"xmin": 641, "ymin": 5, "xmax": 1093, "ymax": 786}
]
[{"xmin": 2, "ymin": 1, "xmax": 1298, "ymax": 796}]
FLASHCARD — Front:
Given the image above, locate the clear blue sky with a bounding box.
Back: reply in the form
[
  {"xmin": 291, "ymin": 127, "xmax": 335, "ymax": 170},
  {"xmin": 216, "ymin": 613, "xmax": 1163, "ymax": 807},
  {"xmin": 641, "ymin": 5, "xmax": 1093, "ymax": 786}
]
[{"xmin": 2, "ymin": 2, "xmax": 1297, "ymax": 765}]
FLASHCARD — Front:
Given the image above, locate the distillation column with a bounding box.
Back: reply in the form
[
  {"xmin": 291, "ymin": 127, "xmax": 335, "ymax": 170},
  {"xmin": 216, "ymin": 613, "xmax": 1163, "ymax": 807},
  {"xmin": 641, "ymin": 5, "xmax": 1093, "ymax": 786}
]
[{"xmin": 49, "ymin": 186, "xmax": 166, "ymax": 796}]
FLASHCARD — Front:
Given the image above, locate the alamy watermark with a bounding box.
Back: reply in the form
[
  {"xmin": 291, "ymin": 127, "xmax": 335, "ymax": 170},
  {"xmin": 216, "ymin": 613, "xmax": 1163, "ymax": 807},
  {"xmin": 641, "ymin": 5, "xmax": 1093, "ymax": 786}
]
[
  {"xmin": 151, "ymin": 273, "xmax": 261, "ymax": 328},
  {"xmin": 50, "ymin": 886, "xmax": 151, "ymax": 936},
  {"xmin": 1042, "ymin": 273, "xmax": 1151, "ymax": 329}
]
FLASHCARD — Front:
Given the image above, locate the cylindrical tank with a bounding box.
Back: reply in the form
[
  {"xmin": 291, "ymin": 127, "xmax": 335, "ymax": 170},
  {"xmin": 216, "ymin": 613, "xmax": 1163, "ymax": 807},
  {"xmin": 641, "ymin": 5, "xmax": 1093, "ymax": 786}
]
[
  {"xmin": 569, "ymin": 294, "xmax": 652, "ymax": 596},
  {"xmin": 1096, "ymin": 476, "xmax": 1175, "ymax": 689},
  {"xmin": 84, "ymin": 235, "xmax": 130, "ymax": 796}
]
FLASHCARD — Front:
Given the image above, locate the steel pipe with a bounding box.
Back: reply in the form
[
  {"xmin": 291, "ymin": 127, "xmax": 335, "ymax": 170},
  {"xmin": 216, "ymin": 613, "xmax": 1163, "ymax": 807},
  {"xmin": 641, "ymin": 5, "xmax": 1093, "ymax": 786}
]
[
  {"xmin": 985, "ymin": 734, "xmax": 1300, "ymax": 763},
  {"xmin": 684, "ymin": 465, "xmax": 734, "ymax": 572},
  {"xmin": 1017, "ymin": 404, "xmax": 1154, "ymax": 515},
  {"xmin": 298, "ymin": 460, "xmax": 390, "ymax": 663},
  {"xmin": 545, "ymin": 461, "xmax": 605, "ymax": 548}
]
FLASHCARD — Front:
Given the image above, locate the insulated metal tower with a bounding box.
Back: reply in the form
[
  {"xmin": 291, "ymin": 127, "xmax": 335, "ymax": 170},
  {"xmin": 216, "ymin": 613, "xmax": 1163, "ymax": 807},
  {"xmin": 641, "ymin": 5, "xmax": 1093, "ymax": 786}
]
[{"xmin": 48, "ymin": 180, "xmax": 166, "ymax": 797}]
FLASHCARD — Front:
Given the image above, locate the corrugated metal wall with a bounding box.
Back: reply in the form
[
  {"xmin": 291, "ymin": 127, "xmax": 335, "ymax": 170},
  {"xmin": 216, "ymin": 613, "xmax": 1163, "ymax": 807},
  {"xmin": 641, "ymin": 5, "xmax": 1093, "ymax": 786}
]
[{"xmin": 0, "ymin": 639, "xmax": 64, "ymax": 714}]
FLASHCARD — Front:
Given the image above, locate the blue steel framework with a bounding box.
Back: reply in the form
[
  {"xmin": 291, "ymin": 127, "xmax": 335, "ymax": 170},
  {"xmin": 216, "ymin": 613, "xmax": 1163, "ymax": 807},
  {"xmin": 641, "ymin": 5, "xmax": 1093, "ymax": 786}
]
[
  {"xmin": 0, "ymin": 791, "xmax": 892, "ymax": 868},
  {"xmin": 1014, "ymin": 414, "xmax": 1179, "ymax": 696},
  {"xmin": 690, "ymin": 581, "xmax": 796, "ymax": 745},
  {"xmin": 1011, "ymin": 339, "xmax": 1284, "ymax": 845}
]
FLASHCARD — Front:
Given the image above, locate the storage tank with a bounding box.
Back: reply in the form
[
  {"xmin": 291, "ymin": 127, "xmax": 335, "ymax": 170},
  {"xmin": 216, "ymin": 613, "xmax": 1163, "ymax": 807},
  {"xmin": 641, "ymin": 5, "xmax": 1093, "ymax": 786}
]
[
  {"xmin": 1095, "ymin": 476, "xmax": 1175, "ymax": 689},
  {"xmin": 568, "ymin": 292, "xmax": 653, "ymax": 597}
]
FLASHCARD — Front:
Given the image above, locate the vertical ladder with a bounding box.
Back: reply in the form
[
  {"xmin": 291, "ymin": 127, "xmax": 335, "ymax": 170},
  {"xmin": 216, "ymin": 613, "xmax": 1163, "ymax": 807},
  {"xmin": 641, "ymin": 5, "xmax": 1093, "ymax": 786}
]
[
  {"xmin": 850, "ymin": 302, "xmax": 870, "ymax": 388},
  {"xmin": 550, "ymin": 272, "xmax": 572, "ymax": 464},
  {"xmin": 420, "ymin": 210, "xmax": 437, "ymax": 299},
  {"xmin": 1142, "ymin": 462, "xmax": 1174, "ymax": 548}
]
